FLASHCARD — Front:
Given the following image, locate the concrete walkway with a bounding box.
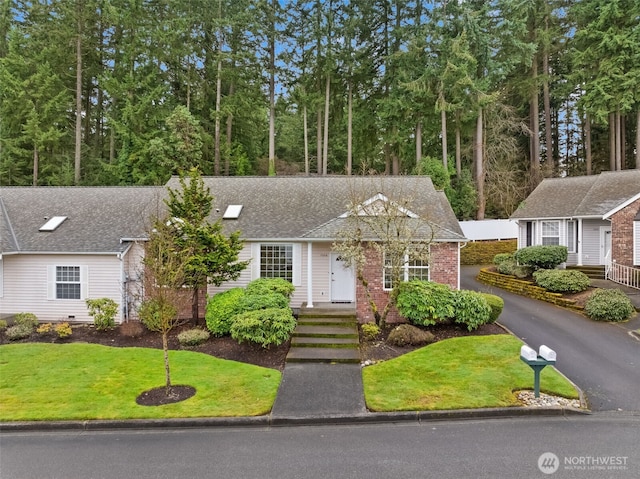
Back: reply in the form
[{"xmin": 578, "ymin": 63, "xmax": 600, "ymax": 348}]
[{"xmin": 271, "ymin": 363, "xmax": 367, "ymax": 419}]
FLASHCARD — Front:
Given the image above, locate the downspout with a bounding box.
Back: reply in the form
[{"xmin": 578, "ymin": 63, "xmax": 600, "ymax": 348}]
[
  {"xmin": 306, "ymin": 242, "xmax": 314, "ymax": 308},
  {"xmin": 458, "ymin": 242, "xmax": 467, "ymax": 291}
]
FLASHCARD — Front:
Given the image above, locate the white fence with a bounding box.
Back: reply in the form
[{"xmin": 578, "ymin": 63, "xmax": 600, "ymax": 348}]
[{"xmin": 606, "ymin": 261, "xmax": 640, "ymax": 290}]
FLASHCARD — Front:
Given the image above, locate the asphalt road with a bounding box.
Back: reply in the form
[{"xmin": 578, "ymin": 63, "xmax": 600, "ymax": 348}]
[
  {"xmin": 461, "ymin": 266, "xmax": 640, "ymax": 412},
  {"xmin": 1, "ymin": 416, "xmax": 638, "ymax": 479}
]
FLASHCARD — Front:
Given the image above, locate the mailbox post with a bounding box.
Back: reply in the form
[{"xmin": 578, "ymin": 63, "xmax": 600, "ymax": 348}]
[{"xmin": 520, "ymin": 345, "xmax": 557, "ymax": 398}]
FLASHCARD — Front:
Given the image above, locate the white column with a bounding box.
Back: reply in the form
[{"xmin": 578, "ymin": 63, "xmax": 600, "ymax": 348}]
[
  {"xmin": 577, "ymin": 218, "xmax": 583, "ymax": 266},
  {"xmin": 306, "ymin": 242, "xmax": 314, "ymax": 308}
]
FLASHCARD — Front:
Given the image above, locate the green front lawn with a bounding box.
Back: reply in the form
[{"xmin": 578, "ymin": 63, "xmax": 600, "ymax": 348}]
[
  {"xmin": 363, "ymin": 335, "xmax": 579, "ymax": 411},
  {"xmin": 0, "ymin": 343, "xmax": 281, "ymax": 421}
]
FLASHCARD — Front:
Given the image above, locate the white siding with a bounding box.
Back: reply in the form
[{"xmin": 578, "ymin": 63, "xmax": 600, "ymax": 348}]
[
  {"xmin": 581, "ymin": 219, "xmax": 610, "ymax": 265},
  {"xmin": 206, "ymin": 241, "xmax": 336, "ymax": 309},
  {"xmin": 1, "ymin": 254, "xmax": 123, "ymax": 323},
  {"xmin": 0, "ymin": 257, "xmax": 3, "ymax": 299}
]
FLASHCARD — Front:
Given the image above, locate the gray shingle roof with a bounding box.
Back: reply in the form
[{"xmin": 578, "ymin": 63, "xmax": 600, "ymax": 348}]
[
  {"xmin": 0, "ymin": 187, "xmax": 164, "ymax": 254},
  {"xmin": 510, "ymin": 170, "xmax": 640, "ymax": 220},
  {"xmin": 1, "ymin": 176, "xmax": 465, "ymax": 255},
  {"xmin": 167, "ymin": 176, "xmax": 465, "ymax": 242}
]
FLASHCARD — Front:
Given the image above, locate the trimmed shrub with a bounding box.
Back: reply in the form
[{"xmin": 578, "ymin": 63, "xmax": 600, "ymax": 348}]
[
  {"xmin": 452, "ymin": 290, "xmax": 492, "ymax": 331},
  {"xmin": 533, "ymin": 269, "xmax": 590, "ymax": 293},
  {"xmin": 5, "ymin": 323, "xmax": 33, "ymax": 341},
  {"xmin": 14, "ymin": 312, "xmax": 38, "ymax": 329},
  {"xmin": 120, "ymin": 321, "xmax": 145, "ymax": 338},
  {"xmin": 246, "ymin": 278, "xmax": 295, "ymax": 299},
  {"xmin": 230, "ymin": 308, "xmax": 296, "ymax": 348},
  {"xmin": 493, "ymin": 253, "xmax": 514, "ymax": 265},
  {"xmin": 514, "ymin": 245, "xmax": 568, "ymax": 270},
  {"xmin": 178, "ymin": 328, "xmax": 210, "ymax": 347},
  {"xmin": 236, "ymin": 292, "xmax": 289, "ymax": 313},
  {"xmin": 496, "ymin": 258, "xmax": 517, "ymax": 275},
  {"xmin": 387, "ymin": 324, "xmax": 435, "ymax": 347},
  {"xmin": 396, "ymin": 280, "xmax": 455, "ymax": 326},
  {"xmin": 584, "ymin": 289, "xmax": 635, "ymax": 322},
  {"xmin": 361, "ymin": 323, "xmax": 381, "ymax": 341},
  {"xmin": 205, "ymin": 288, "xmax": 245, "ymax": 336},
  {"xmin": 85, "ymin": 298, "xmax": 118, "ymax": 331},
  {"xmin": 55, "ymin": 322, "xmax": 73, "ymax": 338},
  {"xmin": 0, "ymin": 319, "xmax": 8, "ymax": 331},
  {"xmin": 480, "ymin": 293, "xmax": 504, "ymax": 323},
  {"xmin": 37, "ymin": 323, "xmax": 53, "ymax": 334}
]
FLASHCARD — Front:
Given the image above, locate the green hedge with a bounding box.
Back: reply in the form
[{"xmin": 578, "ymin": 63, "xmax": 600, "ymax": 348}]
[
  {"xmin": 395, "ymin": 280, "xmax": 455, "ymax": 326},
  {"xmin": 533, "ymin": 269, "xmax": 590, "ymax": 293},
  {"xmin": 480, "ymin": 293, "xmax": 504, "ymax": 323},
  {"xmin": 452, "ymin": 290, "xmax": 492, "ymax": 331},
  {"xmin": 513, "ymin": 245, "xmax": 567, "ymax": 270},
  {"xmin": 230, "ymin": 308, "xmax": 296, "ymax": 348},
  {"xmin": 245, "ymin": 278, "xmax": 295, "ymax": 299},
  {"xmin": 461, "ymin": 239, "xmax": 517, "ymax": 265},
  {"xmin": 584, "ymin": 289, "xmax": 634, "ymax": 322},
  {"xmin": 205, "ymin": 288, "xmax": 245, "ymax": 336}
]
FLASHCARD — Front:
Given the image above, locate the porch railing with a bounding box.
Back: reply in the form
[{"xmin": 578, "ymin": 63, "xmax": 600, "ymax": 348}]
[{"xmin": 606, "ymin": 261, "xmax": 640, "ymax": 290}]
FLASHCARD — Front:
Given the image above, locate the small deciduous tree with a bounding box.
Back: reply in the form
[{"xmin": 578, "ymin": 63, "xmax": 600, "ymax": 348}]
[
  {"xmin": 333, "ymin": 177, "xmax": 435, "ymax": 328},
  {"xmin": 138, "ymin": 217, "xmax": 192, "ymax": 396}
]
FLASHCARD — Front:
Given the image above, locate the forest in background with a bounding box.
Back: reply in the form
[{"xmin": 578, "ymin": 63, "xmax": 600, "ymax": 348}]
[{"xmin": 0, "ymin": 0, "xmax": 638, "ymax": 219}]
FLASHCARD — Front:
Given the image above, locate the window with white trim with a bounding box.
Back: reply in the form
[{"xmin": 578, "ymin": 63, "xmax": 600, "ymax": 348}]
[
  {"xmin": 541, "ymin": 221, "xmax": 560, "ymax": 246},
  {"xmin": 383, "ymin": 250, "xmax": 429, "ymax": 290},
  {"xmin": 567, "ymin": 220, "xmax": 578, "ymax": 253},
  {"xmin": 260, "ymin": 244, "xmax": 293, "ymax": 282},
  {"xmin": 56, "ymin": 266, "xmax": 82, "ymax": 299}
]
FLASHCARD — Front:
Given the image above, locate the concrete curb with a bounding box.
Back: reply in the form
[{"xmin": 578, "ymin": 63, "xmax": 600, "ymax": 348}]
[{"xmin": 0, "ymin": 406, "xmax": 590, "ymax": 432}]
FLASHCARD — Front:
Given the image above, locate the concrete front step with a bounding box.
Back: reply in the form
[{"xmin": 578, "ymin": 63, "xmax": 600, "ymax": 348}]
[
  {"xmin": 291, "ymin": 336, "xmax": 359, "ymax": 348},
  {"xmin": 292, "ymin": 325, "xmax": 359, "ymax": 338},
  {"xmin": 297, "ymin": 316, "xmax": 357, "ymax": 326},
  {"xmin": 286, "ymin": 347, "xmax": 361, "ymax": 363}
]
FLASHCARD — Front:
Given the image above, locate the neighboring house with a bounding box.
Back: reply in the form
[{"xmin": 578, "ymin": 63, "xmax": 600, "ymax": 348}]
[
  {"xmin": 181, "ymin": 176, "xmax": 467, "ymax": 323},
  {"xmin": 0, "ymin": 187, "xmax": 163, "ymax": 323},
  {"xmin": 0, "ymin": 176, "xmax": 466, "ymax": 324},
  {"xmin": 510, "ymin": 170, "xmax": 640, "ymax": 271}
]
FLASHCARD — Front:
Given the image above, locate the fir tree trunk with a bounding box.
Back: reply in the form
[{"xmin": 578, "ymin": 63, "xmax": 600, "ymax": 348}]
[
  {"xmin": 303, "ymin": 104, "xmax": 309, "ymax": 175},
  {"xmin": 441, "ymin": 109, "xmax": 448, "ymax": 169},
  {"xmin": 636, "ymin": 110, "xmax": 640, "ymax": 169},
  {"xmin": 322, "ymin": 74, "xmax": 330, "ymax": 175},
  {"xmin": 416, "ymin": 121, "xmax": 422, "ymax": 167},
  {"xmin": 347, "ymin": 80, "xmax": 352, "ymax": 175},
  {"xmin": 585, "ymin": 113, "xmax": 592, "ymax": 175},
  {"xmin": 74, "ymin": 10, "xmax": 83, "ymax": 185},
  {"xmin": 475, "ymin": 108, "xmax": 485, "ymax": 220}
]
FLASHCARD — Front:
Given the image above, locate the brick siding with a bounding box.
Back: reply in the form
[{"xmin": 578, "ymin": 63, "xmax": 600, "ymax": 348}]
[
  {"xmin": 355, "ymin": 241, "xmax": 460, "ymax": 324},
  {"xmin": 611, "ymin": 198, "xmax": 640, "ymax": 267}
]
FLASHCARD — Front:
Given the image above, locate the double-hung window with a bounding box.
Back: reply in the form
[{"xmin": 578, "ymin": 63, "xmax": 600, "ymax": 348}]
[
  {"xmin": 541, "ymin": 221, "xmax": 560, "ymax": 246},
  {"xmin": 56, "ymin": 266, "xmax": 81, "ymax": 299},
  {"xmin": 260, "ymin": 244, "xmax": 293, "ymax": 282},
  {"xmin": 383, "ymin": 249, "xmax": 429, "ymax": 290}
]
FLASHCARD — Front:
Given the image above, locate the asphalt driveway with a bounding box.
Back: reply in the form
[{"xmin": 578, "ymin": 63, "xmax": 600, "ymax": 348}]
[{"xmin": 461, "ymin": 266, "xmax": 640, "ymax": 412}]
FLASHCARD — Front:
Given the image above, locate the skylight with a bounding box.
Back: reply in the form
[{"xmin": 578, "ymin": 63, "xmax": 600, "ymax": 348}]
[
  {"xmin": 39, "ymin": 216, "xmax": 68, "ymax": 232},
  {"xmin": 223, "ymin": 205, "xmax": 243, "ymax": 219}
]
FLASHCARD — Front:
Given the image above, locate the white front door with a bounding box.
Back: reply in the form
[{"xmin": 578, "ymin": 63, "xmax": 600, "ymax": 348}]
[
  {"xmin": 600, "ymin": 226, "xmax": 612, "ymax": 264},
  {"xmin": 330, "ymin": 253, "xmax": 355, "ymax": 302}
]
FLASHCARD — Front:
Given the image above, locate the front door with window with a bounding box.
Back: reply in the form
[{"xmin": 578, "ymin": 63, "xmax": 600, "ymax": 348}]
[
  {"xmin": 600, "ymin": 227, "xmax": 612, "ymax": 264},
  {"xmin": 330, "ymin": 253, "xmax": 355, "ymax": 303}
]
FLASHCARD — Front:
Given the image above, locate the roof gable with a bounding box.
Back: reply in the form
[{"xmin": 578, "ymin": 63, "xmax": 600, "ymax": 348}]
[
  {"xmin": 511, "ymin": 170, "xmax": 640, "ymax": 220},
  {"xmin": 338, "ymin": 193, "xmax": 419, "ymax": 219},
  {"xmin": 167, "ymin": 176, "xmax": 465, "ymax": 242}
]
